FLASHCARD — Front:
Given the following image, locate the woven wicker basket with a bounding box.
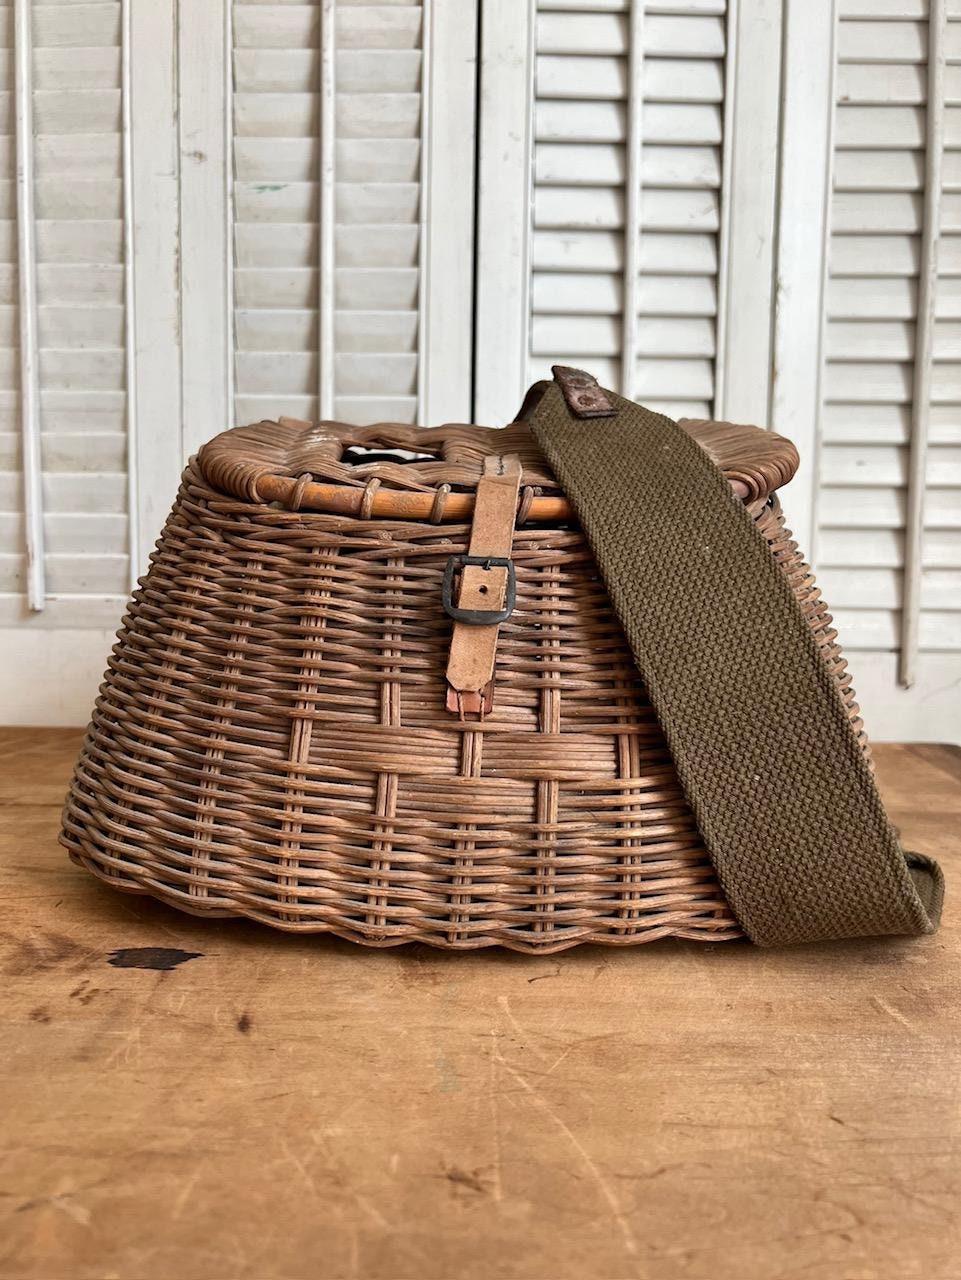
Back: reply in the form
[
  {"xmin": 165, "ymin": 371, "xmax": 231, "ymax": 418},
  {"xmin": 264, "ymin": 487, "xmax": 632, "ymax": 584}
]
[{"xmin": 60, "ymin": 407, "xmax": 866, "ymax": 953}]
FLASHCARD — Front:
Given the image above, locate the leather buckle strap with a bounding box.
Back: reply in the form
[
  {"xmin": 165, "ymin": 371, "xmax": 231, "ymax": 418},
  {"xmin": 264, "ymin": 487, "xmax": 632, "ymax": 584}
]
[
  {"xmin": 442, "ymin": 556, "xmax": 517, "ymax": 625},
  {"xmin": 444, "ymin": 455, "xmax": 522, "ymax": 718}
]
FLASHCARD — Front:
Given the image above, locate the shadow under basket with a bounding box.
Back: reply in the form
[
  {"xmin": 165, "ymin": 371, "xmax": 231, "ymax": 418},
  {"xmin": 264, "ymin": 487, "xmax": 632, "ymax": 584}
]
[{"xmin": 60, "ymin": 412, "xmax": 865, "ymax": 953}]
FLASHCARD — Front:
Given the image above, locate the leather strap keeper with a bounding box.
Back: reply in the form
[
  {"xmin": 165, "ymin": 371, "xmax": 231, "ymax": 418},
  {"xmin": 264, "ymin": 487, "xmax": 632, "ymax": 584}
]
[
  {"xmin": 551, "ymin": 365, "xmax": 617, "ymax": 419},
  {"xmin": 445, "ymin": 454, "xmax": 522, "ymax": 717}
]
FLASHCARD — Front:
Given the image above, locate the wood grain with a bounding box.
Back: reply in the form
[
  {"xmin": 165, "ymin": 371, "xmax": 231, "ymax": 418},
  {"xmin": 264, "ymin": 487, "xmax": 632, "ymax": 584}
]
[{"xmin": 2, "ymin": 729, "xmax": 959, "ymax": 1280}]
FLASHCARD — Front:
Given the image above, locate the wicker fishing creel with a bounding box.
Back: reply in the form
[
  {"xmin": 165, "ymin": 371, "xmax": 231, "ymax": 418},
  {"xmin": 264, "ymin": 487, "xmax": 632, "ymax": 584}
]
[{"xmin": 60, "ymin": 398, "xmax": 866, "ymax": 953}]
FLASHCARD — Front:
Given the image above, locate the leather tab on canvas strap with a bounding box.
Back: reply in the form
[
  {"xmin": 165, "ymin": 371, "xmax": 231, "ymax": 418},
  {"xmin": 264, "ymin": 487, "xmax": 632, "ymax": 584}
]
[
  {"xmin": 551, "ymin": 365, "xmax": 617, "ymax": 419},
  {"xmin": 445, "ymin": 455, "xmax": 522, "ymax": 717},
  {"xmin": 527, "ymin": 368, "xmax": 944, "ymax": 946}
]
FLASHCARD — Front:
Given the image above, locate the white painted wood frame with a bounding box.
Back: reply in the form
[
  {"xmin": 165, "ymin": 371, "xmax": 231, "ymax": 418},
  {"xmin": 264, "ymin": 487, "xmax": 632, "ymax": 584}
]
[
  {"xmin": 179, "ymin": 0, "xmax": 234, "ymax": 462},
  {"xmin": 715, "ymin": 0, "xmax": 782, "ymax": 426},
  {"xmin": 319, "ymin": 0, "xmax": 336, "ymax": 421},
  {"xmin": 418, "ymin": 0, "xmax": 479, "ymax": 425},
  {"xmin": 13, "ymin": 0, "xmax": 42, "ymax": 610},
  {"xmin": 121, "ymin": 0, "xmax": 140, "ymax": 591},
  {"xmin": 770, "ymin": 0, "xmax": 839, "ymax": 564},
  {"xmin": 899, "ymin": 0, "xmax": 945, "ymax": 689},
  {"xmin": 620, "ymin": 1, "xmax": 644, "ymax": 399},
  {"xmin": 473, "ymin": 0, "xmax": 536, "ymax": 425},
  {"xmin": 125, "ymin": 0, "xmax": 183, "ymax": 574}
]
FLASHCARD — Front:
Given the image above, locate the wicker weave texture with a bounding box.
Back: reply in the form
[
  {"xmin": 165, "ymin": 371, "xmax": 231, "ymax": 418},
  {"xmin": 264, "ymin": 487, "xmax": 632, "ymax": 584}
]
[{"xmin": 61, "ymin": 421, "xmax": 865, "ymax": 953}]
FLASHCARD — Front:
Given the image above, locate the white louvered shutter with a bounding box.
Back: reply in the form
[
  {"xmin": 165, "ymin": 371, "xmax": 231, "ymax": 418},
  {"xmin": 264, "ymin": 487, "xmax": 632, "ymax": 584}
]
[
  {"xmin": 478, "ymin": 0, "xmax": 959, "ymax": 737},
  {"xmin": 233, "ymin": 0, "xmax": 426, "ymax": 426},
  {"xmin": 818, "ymin": 4, "xmax": 961, "ymax": 684},
  {"xmin": 2, "ymin": 0, "xmax": 957, "ymax": 736},
  {"xmin": 1, "ymin": 0, "xmax": 475, "ymax": 721},
  {"xmin": 0, "ymin": 0, "xmax": 128, "ymax": 628},
  {"xmin": 531, "ymin": 0, "xmax": 725, "ymax": 419},
  {"xmin": 34, "ymin": 0, "xmax": 127, "ymax": 602}
]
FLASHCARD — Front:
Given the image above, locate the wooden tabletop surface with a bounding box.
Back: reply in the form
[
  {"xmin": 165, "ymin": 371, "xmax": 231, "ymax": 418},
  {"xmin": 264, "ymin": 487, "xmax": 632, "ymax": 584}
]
[{"xmin": 1, "ymin": 728, "xmax": 959, "ymax": 1280}]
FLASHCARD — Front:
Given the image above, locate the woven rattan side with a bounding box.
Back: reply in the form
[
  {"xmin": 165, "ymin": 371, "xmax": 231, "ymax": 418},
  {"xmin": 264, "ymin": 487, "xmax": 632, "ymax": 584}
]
[{"xmin": 61, "ymin": 444, "xmax": 866, "ymax": 952}]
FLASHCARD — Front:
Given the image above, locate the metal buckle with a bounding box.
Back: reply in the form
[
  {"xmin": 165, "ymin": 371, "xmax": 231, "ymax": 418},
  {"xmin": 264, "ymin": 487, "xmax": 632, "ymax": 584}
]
[{"xmin": 442, "ymin": 555, "xmax": 516, "ymax": 625}]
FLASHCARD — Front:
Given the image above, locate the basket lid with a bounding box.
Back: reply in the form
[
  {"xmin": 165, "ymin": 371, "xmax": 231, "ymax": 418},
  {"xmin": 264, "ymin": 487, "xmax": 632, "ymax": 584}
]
[{"xmin": 196, "ymin": 414, "xmax": 799, "ymax": 523}]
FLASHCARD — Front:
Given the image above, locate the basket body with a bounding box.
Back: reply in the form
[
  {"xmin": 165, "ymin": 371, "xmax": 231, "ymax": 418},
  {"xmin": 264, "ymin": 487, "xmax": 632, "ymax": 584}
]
[{"xmin": 61, "ymin": 419, "xmax": 866, "ymax": 952}]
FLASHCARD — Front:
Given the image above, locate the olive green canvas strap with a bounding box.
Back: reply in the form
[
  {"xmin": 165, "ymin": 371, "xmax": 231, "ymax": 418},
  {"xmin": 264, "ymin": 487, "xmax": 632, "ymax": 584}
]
[{"xmin": 526, "ymin": 368, "xmax": 943, "ymax": 946}]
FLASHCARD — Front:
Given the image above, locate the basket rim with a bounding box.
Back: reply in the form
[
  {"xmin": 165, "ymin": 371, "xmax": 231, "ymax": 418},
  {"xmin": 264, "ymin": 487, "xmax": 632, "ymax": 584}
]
[{"xmin": 196, "ymin": 414, "xmax": 800, "ymax": 524}]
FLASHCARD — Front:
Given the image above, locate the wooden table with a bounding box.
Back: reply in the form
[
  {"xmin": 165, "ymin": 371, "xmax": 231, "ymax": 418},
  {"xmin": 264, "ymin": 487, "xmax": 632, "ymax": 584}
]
[{"xmin": 1, "ymin": 729, "xmax": 959, "ymax": 1280}]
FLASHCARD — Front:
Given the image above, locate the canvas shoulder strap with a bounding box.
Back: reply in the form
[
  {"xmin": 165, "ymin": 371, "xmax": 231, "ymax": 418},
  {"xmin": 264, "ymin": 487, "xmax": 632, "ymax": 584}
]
[{"xmin": 524, "ymin": 367, "xmax": 943, "ymax": 946}]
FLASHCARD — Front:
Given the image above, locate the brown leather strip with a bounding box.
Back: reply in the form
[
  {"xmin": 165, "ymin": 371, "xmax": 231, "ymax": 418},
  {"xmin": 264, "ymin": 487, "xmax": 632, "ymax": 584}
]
[
  {"xmin": 445, "ymin": 455, "xmax": 522, "ymax": 717},
  {"xmin": 551, "ymin": 365, "xmax": 617, "ymax": 419}
]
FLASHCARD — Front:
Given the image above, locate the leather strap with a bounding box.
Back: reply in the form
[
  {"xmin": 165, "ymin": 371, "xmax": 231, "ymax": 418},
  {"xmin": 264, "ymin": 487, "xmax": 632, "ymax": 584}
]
[
  {"xmin": 445, "ymin": 454, "xmax": 522, "ymax": 717},
  {"xmin": 526, "ymin": 368, "xmax": 944, "ymax": 946},
  {"xmin": 552, "ymin": 365, "xmax": 617, "ymax": 418}
]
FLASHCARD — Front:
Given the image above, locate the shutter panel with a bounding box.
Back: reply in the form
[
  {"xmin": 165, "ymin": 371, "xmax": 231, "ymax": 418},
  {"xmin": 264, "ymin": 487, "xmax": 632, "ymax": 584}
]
[
  {"xmin": 531, "ymin": 0, "xmax": 726, "ymax": 419},
  {"xmin": 2, "ymin": 0, "xmax": 476, "ymax": 718},
  {"xmin": 34, "ymin": 0, "xmax": 127, "ymax": 598},
  {"xmin": 233, "ymin": 1, "xmax": 322, "ymax": 424},
  {"xmin": 0, "ymin": 0, "xmax": 128, "ymax": 620},
  {"xmin": 820, "ymin": 3, "xmax": 961, "ymax": 662},
  {"xmin": 233, "ymin": 0, "xmax": 425, "ymax": 427}
]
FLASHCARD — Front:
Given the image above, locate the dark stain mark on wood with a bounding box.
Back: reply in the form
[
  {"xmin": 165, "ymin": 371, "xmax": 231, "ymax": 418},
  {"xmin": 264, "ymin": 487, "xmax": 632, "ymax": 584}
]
[
  {"xmin": 69, "ymin": 980, "xmax": 99, "ymax": 1005},
  {"xmin": 2, "ymin": 930, "xmax": 95, "ymax": 977},
  {"xmin": 443, "ymin": 1166, "xmax": 489, "ymax": 1195},
  {"xmin": 29, "ymin": 1007, "xmax": 51, "ymax": 1023},
  {"xmin": 107, "ymin": 947, "xmax": 203, "ymax": 972},
  {"xmin": 237, "ymin": 1012, "xmax": 252, "ymax": 1034}
]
